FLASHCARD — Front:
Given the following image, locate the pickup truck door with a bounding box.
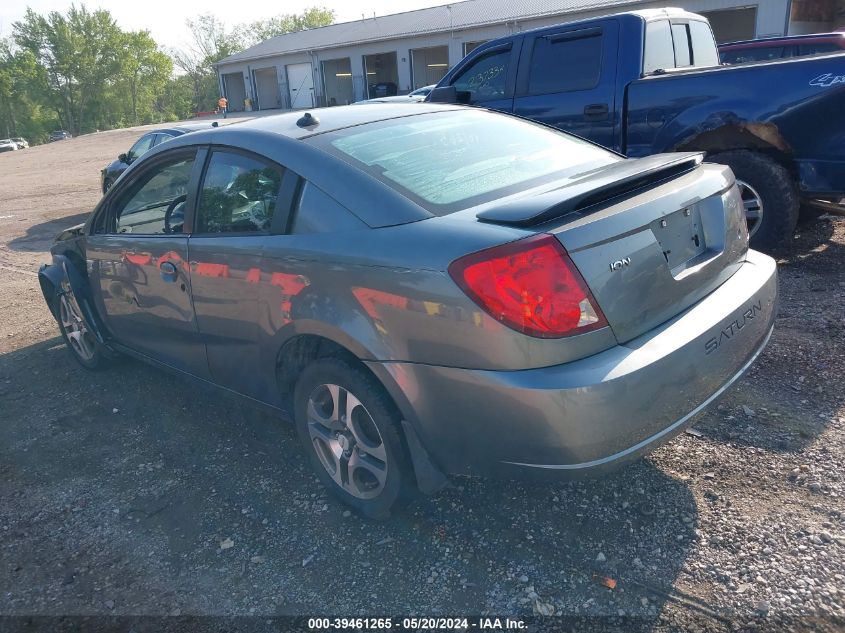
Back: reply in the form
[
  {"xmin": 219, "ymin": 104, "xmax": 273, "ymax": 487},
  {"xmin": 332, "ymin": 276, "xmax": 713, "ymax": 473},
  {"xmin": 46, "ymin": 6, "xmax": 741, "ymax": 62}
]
[
  {"xmin": 446, "ymin": 39, "xmax": 522, "ymax": 114},
  {"xmin": 512, "ymin": 21, "xmax": 619, "ymax": 150},
  {"xmin": 86, "ymin": 148, "xmax": 211, "ymax": 378}
]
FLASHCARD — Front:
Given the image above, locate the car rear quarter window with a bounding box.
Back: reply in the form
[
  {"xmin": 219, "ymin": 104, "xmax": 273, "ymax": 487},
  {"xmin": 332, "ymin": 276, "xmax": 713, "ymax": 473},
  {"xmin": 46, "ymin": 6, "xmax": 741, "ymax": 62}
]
[
  {"xmin": 195, "ymin": 151, "xmax": 282, "ymax": 234},
  {"xmin": 527, "ymin": 30, "xmax": 602, "ymax": 94},
  {"xmin": 722, "ymin": 46, "xmax": 786, "ymax": 64},
  {"xmin": 451, "ymin": 47, "xmax": 510, "ymax": 103},
  {"xmin": 319, "ymin": 110, "xmax": 616, "ymax": 215},
  {"xmin": 643, "ymin": 20, "xmax": 675, "ymax": 74},
  {"xmin": 798, "ymin": 42, "xmax": 840, "ymax": 55},
  {"xmin": 127, "ymin": 134, "xmax": 155, "ymax": 162},
  {"xmin": 291, "ymin": 181, "xmax": 367, "ymax": 234}
]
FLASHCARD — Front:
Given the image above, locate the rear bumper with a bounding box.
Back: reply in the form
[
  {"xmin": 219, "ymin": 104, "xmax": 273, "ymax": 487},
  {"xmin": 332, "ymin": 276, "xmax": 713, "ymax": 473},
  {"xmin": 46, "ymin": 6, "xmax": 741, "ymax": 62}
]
[
  {"xmin": 797, "ymin": 158, "xmax": 845, "ymax": 197},
  {"xmin": 369, "ymin": 249, "xmax": 777, "ymax": 478}
]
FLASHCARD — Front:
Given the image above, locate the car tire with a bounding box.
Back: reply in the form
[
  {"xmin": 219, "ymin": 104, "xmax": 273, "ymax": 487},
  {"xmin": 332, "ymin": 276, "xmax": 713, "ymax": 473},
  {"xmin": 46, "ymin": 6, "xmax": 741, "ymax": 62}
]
[
  {"xmin": 708, "ymin": 150, "xmax": 799, "ymax": 252},
  {"xmin": 55, "ymin": 281, "xmax": 110, "ymax": 371},
  {"xmin": 102, "ymin": 178, "xmax": 114, "ymax": 194},
  {"xmin": 294, "ymin": 357, "xmax": 414, "ymax": 520}
]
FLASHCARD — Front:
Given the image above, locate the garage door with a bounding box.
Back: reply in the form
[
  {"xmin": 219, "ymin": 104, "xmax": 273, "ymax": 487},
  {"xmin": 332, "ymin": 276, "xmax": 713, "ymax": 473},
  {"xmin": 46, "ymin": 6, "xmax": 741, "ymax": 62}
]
[
  {"xmin": 254, "ymin": 67, "xmax": 281, "ymax": 110},
  {"xmin": 287, "ymin": 63, "xmax": 314, "ymax": 109},
  {"xmin": 222, "ymin": 72, "xmax": 246, "ymax": 111}
]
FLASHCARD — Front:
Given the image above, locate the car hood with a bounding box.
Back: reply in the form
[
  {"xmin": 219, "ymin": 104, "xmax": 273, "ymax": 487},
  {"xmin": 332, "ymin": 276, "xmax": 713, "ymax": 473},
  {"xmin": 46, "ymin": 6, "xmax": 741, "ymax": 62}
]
[
  {"xmin": 55, "ymin": 223, "xmax": 85, "ymax": 243},
  {"xmin": 103, "ymin": 158, "xmax": 128, "ymax": 173}
]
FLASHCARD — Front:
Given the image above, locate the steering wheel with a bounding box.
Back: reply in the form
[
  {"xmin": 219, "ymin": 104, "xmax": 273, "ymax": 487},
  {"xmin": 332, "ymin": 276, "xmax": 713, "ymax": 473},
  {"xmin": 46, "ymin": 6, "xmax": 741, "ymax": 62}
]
[{"xmin": 164, "ymin": 194, "xmax": 187, "ymax": 234}]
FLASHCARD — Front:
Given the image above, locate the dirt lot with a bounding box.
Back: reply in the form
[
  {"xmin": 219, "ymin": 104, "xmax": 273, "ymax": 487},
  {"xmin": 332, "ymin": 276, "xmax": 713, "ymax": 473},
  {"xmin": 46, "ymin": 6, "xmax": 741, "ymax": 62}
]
[{"xmin": 1, "ymin": 123, "xmax": 844, "ymax": 632}]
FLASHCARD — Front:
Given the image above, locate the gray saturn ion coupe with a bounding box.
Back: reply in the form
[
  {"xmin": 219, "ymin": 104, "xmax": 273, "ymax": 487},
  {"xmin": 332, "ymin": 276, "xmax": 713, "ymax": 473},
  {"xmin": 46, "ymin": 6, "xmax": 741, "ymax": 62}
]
[{"xmin": 39, "ymin": 104, "xmax": 778, "ymax": 518}]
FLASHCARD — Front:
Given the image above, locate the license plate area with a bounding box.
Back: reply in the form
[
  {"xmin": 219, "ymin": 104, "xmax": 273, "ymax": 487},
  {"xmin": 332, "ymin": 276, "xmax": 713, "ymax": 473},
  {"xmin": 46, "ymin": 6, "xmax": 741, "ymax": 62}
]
[{"xmin": 652, "ymin": 206, "xmax": 705, "ymax": 273}]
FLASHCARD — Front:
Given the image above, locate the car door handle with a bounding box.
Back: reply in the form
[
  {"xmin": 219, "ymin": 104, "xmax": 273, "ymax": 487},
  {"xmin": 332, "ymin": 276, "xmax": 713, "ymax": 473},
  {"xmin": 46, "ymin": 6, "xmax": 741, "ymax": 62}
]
[{"xmin": 584, "ymin": 103, "xmax": 609, "ymax": 120}]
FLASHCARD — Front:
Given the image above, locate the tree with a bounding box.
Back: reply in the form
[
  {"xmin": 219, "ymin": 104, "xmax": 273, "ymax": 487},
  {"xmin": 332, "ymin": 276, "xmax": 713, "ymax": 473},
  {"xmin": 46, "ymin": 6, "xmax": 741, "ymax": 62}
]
[
  {"xmin": 120, "ymin": 31, "xmax": 172, "ymax": 125},
  {"xmin": 232, "ymin": 7, "xmax": 336, "ymax": 49},
  {"xmin": 171, "ymin": 7, "xmax": 336, "ymax": 113},
  {"xmin": 0, "ymin": 37, "xmax": 55, "ymax": 141},
  {"xmin": 13, "ymin": 4, "xmax": 123, "ymax": 135},
  {"xmin": 0, "ymin": 6, "xmax": 338, "ymax": 144},
  {"xmin": 170, "ymin": 14, "xmax": 237, "ymax": 113}
]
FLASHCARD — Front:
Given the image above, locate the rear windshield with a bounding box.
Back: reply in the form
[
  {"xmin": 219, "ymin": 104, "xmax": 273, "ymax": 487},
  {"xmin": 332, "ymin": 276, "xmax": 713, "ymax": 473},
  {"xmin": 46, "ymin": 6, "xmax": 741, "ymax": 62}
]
[{"xmin": 313, "ymin": 109, "xmax": 616, "ymax": 215}]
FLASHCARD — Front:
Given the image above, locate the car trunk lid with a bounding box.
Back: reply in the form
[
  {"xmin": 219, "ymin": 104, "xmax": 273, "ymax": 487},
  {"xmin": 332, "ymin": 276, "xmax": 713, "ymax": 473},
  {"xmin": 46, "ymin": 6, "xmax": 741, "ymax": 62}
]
[{"xmin": 475, "ymin": 155, "xmax": 748, "ymax": 343}]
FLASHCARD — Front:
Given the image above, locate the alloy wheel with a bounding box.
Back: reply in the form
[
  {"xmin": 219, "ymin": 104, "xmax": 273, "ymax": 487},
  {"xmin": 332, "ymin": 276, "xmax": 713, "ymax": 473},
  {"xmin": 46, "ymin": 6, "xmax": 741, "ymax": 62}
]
[
  {"xmin": 59, "ymin": 290, "xmax": 96, "ymax": 362},
  {"xmin": 306, "ymin": 383, "xmax": 388, "ymax": 500},
  {"xmin": 736, "ymin": 179, "xmax": 764, "ymax": 238}
]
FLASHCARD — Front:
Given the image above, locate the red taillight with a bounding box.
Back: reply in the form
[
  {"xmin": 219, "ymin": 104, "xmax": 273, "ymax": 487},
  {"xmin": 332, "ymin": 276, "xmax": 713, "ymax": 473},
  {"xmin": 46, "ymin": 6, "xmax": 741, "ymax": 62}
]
[{"xmin": 448, "ymin": 234, "xmax": 608, "ymax": 338}]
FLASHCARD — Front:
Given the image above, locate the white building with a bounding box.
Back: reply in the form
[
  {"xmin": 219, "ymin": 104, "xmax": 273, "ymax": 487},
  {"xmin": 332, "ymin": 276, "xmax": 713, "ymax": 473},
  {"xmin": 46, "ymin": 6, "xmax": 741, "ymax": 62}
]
[{"xmin": 215, "ymin": 0, "xmax": 844, "ymax": 112}]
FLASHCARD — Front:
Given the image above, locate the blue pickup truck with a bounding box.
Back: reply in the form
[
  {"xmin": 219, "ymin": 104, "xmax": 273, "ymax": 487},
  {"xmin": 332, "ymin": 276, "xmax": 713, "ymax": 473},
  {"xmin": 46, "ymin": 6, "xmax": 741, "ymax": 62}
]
[{"xmin": 429, "ymin": 8, "xmax": 845, "ymax": 251}]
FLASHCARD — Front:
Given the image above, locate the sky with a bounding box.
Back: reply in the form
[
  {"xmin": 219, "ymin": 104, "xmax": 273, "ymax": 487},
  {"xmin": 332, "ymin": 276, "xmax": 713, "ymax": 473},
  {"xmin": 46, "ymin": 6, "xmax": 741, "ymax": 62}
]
[{"xmin": 0, "ymin": 0, "xmax": 445, "ymax": 49}]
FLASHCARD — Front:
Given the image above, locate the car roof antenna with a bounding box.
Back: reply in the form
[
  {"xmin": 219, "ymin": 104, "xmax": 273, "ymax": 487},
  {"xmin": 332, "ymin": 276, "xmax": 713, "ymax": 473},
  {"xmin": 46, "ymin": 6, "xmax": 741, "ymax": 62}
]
[{"xmin": 296, "ymin": 112, "xmax": 319, "ymax": 128}]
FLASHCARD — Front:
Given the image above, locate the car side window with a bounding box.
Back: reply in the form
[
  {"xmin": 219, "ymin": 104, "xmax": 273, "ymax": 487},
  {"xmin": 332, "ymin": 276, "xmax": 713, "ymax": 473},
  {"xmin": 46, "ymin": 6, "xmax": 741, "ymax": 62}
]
[
  {"xmin": 451, "ymin": 47, "xmax": 510, "ymax": 104},
  {"xmin": 643, "ymin": 20, "xmax": 675, "ymax": 74},
  {"xmin": 527, "ymin": 31, "xmax": 602, "ymax": 94},
  {"xmin": 721, "ymin": 47, "xmax": 782, "ymax": 64},
  {"xmin": 671, "ymin": 23, "xmax": 692, "ymax": 67},
  {"xmin": 799, "ymin": 42, "xmax": 838, "ymax": 56},
  {"xmin": 127, "ymin": 134, "xmax": 155, "ymax": 162},
  {"xmin": 112, "ymin": 155, "xmax": 195, "ymax": 235},
  {"xmin": 195, "ymin": 151, "xmax": 282, "ymax": 234}
]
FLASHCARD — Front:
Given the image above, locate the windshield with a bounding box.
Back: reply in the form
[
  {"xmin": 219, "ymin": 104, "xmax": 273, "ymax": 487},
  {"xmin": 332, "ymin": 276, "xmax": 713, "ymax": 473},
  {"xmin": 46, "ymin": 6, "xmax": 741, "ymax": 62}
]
[{"xmin": 316, "ymin": 109, "xmax": 616, "ymax": 215}]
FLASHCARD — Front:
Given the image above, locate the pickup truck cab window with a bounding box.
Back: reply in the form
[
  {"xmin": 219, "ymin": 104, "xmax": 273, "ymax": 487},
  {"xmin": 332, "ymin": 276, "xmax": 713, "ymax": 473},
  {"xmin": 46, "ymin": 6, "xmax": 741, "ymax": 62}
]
[
  {"xmin": 671, "ymin": 23, "xmax": 692, "ymax": 67},
  {"xmin": 645, "ymin": 19, "xmax": 719, "ymax": 73},
  {"xmin": 643, "ymin": 20, "xmax": 675, "ymax": 74},
  {"xmin": 452, "ymin": 46, "xmax": 511, "ymax": 104},
  {"xmin": 688, "ymin": 20, "xmax": 719, "ymax": 66},
  {"xmin": 527, "ymin": 29, "xmax": 603, "ymax": 94},
  {"xmin": 195, "ymin": 151, "xmax": 282, "ymax": 234}
]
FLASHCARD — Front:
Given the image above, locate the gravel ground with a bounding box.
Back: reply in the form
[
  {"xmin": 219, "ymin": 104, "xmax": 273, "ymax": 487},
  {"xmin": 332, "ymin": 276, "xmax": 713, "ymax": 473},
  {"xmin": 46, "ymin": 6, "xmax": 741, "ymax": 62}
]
[{"xmin": 0, "ymin": 125, "xmax": 843, "ymax": 632}]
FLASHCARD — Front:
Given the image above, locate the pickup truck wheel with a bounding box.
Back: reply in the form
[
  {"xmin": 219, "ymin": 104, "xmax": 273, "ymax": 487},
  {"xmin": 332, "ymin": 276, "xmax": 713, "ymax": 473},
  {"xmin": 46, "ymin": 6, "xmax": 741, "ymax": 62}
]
[
  {"xmin": 709, "ymin": 151, "xmax": 798, "ymax": 252},
  {"xmin": 294, "ymin": 357, "xmax": 415, "ymax": 520}
]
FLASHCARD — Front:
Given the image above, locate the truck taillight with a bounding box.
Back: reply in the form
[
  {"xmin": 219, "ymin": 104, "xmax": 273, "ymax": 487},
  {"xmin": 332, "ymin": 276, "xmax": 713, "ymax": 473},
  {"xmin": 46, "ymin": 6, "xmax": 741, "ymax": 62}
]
[{"xmin": 448, "ymin": 234, "xmax": 607, "ymax": 338}]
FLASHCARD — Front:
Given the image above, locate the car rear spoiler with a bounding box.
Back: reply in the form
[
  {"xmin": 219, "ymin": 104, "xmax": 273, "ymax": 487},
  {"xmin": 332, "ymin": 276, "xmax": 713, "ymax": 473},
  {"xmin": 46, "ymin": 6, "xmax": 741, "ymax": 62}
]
[{"xmin": 476, "ymin": 152, "xmax": 705, "ymax": 227}]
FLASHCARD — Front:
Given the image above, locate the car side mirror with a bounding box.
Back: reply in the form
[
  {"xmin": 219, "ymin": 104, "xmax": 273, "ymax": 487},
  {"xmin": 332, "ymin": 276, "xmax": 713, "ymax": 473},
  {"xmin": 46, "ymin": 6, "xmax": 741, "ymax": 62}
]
[
  {"xmin": 427, "ymin": 85, "xmax": 457, "ymax": 103},
  {"xmin": 118, "ymin": 152, "xmax": 129, "ymax": 164}
]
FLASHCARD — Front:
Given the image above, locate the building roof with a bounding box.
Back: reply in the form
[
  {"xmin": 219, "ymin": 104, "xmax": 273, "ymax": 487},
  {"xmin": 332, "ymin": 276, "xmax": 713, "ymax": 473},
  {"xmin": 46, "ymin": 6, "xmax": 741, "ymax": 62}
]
[{"xmin": 217, "ymin": 0, "xmax": 645, "ymax": 66}]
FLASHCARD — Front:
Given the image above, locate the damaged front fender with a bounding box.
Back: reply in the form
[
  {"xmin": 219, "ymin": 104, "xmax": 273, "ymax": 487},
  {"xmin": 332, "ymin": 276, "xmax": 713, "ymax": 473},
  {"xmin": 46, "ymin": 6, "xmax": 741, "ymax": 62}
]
[{"xmin": 39, "ymin": 255, "xmax": 109, "ymax": 345}]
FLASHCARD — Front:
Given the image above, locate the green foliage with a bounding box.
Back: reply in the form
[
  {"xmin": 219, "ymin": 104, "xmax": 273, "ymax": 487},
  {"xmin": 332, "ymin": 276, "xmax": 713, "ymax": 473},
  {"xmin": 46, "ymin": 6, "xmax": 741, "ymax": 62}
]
[
  {"xmin": 0, "ymin": 5, "xmax": 336, "ymax": 145},
  {"xmin": 232, "ymin": 7, "xmax": 336, "ymax": 49},
  {"xmin": 172, "ymin": 7, "xmax": 335, "ymax": 112}
]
